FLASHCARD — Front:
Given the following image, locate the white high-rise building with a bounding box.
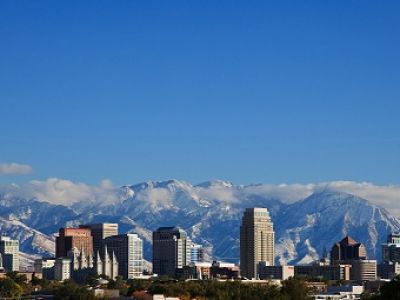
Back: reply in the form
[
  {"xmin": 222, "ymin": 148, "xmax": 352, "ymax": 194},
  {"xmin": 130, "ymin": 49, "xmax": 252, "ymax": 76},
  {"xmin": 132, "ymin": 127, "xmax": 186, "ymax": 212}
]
[
  {"xmin": 240, "ymin": 208, "xmax": 275, "ymax": 279},
  {"xmin": 0, "ymin": 236, "xmax": 19, "ymax": 272}
]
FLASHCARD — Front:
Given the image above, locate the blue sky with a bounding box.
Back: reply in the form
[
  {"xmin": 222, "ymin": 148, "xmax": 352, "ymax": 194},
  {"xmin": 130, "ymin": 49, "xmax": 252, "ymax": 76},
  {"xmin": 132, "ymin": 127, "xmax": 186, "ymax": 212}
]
[{"xmin": 0, "ymin": 1, "xmax": 399, "ymax": 186}]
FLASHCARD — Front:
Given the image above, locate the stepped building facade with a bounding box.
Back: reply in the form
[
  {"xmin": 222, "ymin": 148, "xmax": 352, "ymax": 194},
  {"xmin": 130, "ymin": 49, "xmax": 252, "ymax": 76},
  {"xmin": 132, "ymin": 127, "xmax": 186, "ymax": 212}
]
[{"xmin": 240, "ymin": 207, "xmax": 275, "ymax": 279}]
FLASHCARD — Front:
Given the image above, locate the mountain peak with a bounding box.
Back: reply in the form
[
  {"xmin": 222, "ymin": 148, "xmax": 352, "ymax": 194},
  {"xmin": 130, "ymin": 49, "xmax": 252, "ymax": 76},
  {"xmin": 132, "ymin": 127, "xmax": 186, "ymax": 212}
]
[{"xmin": 195, "ymin": 180, "xmax": 234, "ymax": 188}]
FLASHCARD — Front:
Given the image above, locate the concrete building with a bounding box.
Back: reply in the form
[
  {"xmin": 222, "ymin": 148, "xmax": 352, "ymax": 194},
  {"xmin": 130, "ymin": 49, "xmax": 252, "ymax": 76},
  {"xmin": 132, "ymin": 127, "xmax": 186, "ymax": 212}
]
[
  {"xmin": 331, "ymin": 236, "xmax": 367, "ymax": 264},
  {"xmin": 34, "ymin": 258, "xmax": 55, "ymax": 280},
  {"xmin": 258, "ymin": 263, "xmax": 294, "ymax": 280},
  {"xmin": 153, "ymin": 227, "xmax": 191, "ymax": 277},
  {"xmin": 104, "ymin": 233, "xmax": 143, "ymax": 279},
  {"xmin": 382, "ymin": 233, "xmax": 400, "ymax": 263},
  {"xmin": 56, "ymin": 227, "xmax": 93, "ymax": 258},
  {"xmin": 54, "ymin": 257, "xmax": 72, "ymax": 281},
  {"xmin": 240, "ymin": 208, "xmax": 275, "ymax": 279},
  {"xmin": 0, "ymin": 236, "xmax": 19, "ymax": 271},
  {"xmin": 350, "ymin": 260, "xmax": 377, "ymax": 281},
  {"xmin": 80, "ymin": 223, "xmax": 118, "ymax": 255}
]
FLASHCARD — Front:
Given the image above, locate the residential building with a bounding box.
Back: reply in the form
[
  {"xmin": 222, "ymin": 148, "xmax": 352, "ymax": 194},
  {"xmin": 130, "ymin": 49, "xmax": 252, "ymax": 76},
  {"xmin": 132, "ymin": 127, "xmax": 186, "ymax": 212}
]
[
  {"xmin": 153, "ymin": 227, "xmax": 191, "ymax": 277},
  {"xmin": 56, "ymin": 227, "xmax": 93, "ymax": 258},
  {"xmin": 350, "ymin": 260, "xmax": 377, "ymax": 281},
  {"xmin": 330, "ymin": 236, "xmax": 367, "ymax": 264},
  {"xmin": 382, "ymin": 233, "xmax": 400, "ymax": 263},
  {"xmin": 258, "ymin": 263, "xmax": 294, "ymax": 280},
  {"xmin": 34, "ymin": 258, "xmax": 55, "ymax": 280},
  {"xmin": 240, "ymin": 208, "xmax": 275, "ymax": 279},
  {"xmin": 0, "ymin": 236, "xmax": 19, "ymax": 271},
  {"xmin": 104, "ymin": 233, "xmax": 143, "ymax": 279},
  {"xmin": 80, "ymin": 223, "xmax": 118, "ymax": 255}
]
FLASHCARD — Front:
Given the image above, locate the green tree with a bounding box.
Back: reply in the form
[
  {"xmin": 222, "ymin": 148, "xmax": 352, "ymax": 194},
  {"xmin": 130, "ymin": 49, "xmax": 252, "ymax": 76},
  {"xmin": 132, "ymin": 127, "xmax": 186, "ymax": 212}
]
[
  {"xmin": 6, "ymin": 271, "xmax": 27, "ymax": 285},
  {"xmin": 281, "ymin": 277, "xmax": 312, "ymax": 300},
  {"xmin": 0, "ymin": 277, "xmax": 23, "ymax": 298}
]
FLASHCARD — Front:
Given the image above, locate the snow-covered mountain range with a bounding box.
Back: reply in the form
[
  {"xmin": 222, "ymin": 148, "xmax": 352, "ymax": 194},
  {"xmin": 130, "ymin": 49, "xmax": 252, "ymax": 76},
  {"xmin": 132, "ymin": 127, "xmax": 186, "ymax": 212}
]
[{"xmin": 0, "ymin": 179, "xmax": 399, "ymax": 268}]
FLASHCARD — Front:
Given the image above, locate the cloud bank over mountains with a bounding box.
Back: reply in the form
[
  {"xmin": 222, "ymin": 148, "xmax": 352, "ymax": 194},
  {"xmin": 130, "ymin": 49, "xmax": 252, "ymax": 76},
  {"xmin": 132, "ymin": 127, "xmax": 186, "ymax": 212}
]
[{"xmin": 1, "ymin": 178, "xmax": 400, "ymax": 217}]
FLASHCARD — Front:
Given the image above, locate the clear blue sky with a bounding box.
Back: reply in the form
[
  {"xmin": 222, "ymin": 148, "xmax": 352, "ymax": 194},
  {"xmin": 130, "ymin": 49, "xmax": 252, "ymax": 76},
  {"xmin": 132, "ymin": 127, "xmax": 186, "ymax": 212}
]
[{"xmin": 1, "ymin": 1, "xmax": 399, "ymax": 186}]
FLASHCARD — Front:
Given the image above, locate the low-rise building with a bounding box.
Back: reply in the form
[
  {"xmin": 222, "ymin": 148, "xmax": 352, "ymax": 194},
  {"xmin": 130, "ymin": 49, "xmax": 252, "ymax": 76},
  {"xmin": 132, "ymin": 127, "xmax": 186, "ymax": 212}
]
[
  {"xmin": 295, "ymin": 263, "xmax": 351, "ymax": 281},
  {"xmin": 211, "ymin": 261, "xmax": 240, "ymax": 279},
  {"xmin": 258, "ymin": 263, "xmax": 294, "ymax": 280},
  {"xmin": 34, "ymin": 258, "xmax": 55, "ymax": 280},
  {"xmin": 176, "ymin": 261, "xmax": 212, "ymax": 280},
  {"xmin": 313, "ymin": 285, "xmax": 364, "ymax": 300}
]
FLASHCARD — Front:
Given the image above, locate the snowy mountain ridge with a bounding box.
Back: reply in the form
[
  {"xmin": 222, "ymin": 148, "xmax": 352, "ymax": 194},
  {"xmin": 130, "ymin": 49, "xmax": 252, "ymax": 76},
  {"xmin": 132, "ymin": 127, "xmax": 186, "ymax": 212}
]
[{"xmin": 0, "ymin": 179, "xmax": 399, "ymax": 268}]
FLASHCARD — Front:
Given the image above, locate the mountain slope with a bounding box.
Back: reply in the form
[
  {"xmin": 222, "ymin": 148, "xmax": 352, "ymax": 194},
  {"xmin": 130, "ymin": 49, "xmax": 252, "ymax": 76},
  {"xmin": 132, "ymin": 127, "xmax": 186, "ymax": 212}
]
[{"xmin": 275, "ymin": 190, "xmax": 400, "ymax": 264}]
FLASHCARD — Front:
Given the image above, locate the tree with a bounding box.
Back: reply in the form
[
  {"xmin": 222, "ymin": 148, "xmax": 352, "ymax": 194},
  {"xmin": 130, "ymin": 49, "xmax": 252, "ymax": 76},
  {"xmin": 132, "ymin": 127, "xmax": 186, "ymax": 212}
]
[
  {"xmin": 0, "ymin": 277, "xmax": 23, "ymax": 298},
  {"xmin": 378, "ymin": 275, "xmax": 400, "ymax": 300},
  {"xmin": 6, "ymin": 271, "xmax": 27, "ymax": 285},
  {"xmin": 281, "ymin": 277, "xmax": 312, "ymax": 300}
]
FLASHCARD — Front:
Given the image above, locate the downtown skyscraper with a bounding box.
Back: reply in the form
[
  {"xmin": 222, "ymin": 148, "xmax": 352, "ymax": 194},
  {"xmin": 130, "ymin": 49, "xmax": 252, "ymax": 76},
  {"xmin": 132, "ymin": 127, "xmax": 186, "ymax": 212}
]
[
  {"xmin": 153, "ymin": 227, "xmax": 191, "ymax": 277},
  {"xmin": 240, "ymin": 208, "xmax": 275, "ymax": 279}
]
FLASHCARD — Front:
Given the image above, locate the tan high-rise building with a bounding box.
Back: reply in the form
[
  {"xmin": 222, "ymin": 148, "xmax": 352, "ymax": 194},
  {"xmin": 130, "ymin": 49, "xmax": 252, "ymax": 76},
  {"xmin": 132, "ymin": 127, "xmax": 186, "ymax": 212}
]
[
  {"xmin": 240, "ymin": 208, "xmax": 275, "ymax": 279},
  {"xmin": 56, "ymin": 228, "xmax": 93, "ymax": 258}
]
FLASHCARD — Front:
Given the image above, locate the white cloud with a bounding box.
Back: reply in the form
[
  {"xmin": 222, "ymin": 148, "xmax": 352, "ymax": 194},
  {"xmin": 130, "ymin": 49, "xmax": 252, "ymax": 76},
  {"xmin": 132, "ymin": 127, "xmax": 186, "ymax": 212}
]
[
  {"xmin": 6, "ymin": 178, "xmax": 118, "ymax": 206},
  {"xmin": 197, "ymin": 186, "xmax": 238, "ymax": 203},
  {"xmin": 136, "ymin": 188, "xmax": 173, "ymax": 206},
  {"xmin": 0, "ymin": 163, "xmax": 33, "ymax": 175}
]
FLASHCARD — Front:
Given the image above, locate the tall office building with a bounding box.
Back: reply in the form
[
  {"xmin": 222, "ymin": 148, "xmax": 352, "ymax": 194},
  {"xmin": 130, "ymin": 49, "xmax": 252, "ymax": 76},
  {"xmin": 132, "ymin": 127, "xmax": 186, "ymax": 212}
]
[
  {"xmin": 240, "ymin": 208, "xmax": 275, "ymax": 279},
  {"xmin": 330, "ymin": 236, "xmax": 367, "ymax": 264},
  {"xmin": 0, "ymin": 236, "xmax": 19, "ymax": 271},
  {"xmin": 56, "ymin": 228, "xmax": 93, "ymax": 258},
  {"xmin": 104, "ymin": 233, "xmax": 143, "ymax": 279},
  {"xmin": 382, "ymin": 233, "xmax": 400, "ymax": 263},
  {"xmin": 153, "ymin": 227, "xmax": 192, "ymax": 277},
  {"xmin": 80, "ymin": 223, "xmax": 118, "ymax": 255}
]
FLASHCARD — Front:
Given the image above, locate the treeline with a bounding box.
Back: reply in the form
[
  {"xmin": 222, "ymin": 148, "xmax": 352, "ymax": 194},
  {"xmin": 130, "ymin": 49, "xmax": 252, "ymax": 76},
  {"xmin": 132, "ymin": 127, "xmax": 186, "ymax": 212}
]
[
  {"xmin": 128, "ymin": 278, "xmax": 312, "ymax": 300},
  {"xmin": 4, "ymin": 273, "xmax": 400, "ymax": 300}
]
